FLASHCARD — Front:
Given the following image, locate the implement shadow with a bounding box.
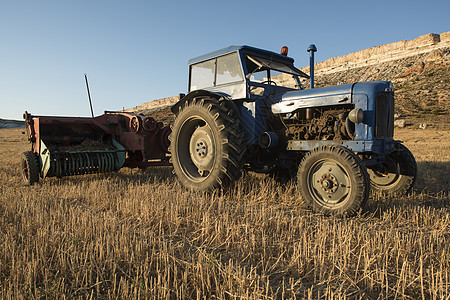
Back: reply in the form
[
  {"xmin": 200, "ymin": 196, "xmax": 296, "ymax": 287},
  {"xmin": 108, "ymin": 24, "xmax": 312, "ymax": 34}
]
[
  {"xmin": 113, "ymin": 166, "xmax": 176, "ymax": 185},
  {"xmin": 42, "ymin": 166, "xmax": 176, "ymax": 186}
]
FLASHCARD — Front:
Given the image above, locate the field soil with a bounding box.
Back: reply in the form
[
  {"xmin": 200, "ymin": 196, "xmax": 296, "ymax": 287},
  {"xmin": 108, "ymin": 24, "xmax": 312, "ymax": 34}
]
[{"xmin": 0, "ymin": 127, "xmax": 448, "ymax": 298}]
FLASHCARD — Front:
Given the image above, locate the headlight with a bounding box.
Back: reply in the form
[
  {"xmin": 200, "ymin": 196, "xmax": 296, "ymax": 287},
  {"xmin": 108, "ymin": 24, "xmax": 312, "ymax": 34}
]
[{"xmin": 348, "ymin": 108, "xmax": 364, "ymax": 124}]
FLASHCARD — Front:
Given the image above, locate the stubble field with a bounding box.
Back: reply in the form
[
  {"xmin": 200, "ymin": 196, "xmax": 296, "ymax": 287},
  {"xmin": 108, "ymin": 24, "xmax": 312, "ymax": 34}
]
[{"xmin": 0, "ymin": 127, "xmax": 448, "ymax": 299}]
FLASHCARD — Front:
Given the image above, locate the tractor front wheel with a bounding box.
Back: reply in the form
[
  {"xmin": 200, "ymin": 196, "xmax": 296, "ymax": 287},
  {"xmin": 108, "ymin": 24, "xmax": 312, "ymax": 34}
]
[
  {"xmin": 367, "ymin": 143, "xmax": 417, "ymax": 195},
  {"xmin": 170, "ymin": 98, "xmax": 244, "ymax": 191},
  {"xmin": 298, "ymin": 145, "xmax": 370, "ymax": 216}
]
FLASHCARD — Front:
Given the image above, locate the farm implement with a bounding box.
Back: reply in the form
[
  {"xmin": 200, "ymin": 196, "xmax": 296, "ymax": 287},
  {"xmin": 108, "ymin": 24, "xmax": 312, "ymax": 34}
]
[{"xmin": 21, "ymin": 111, "xmax": 170, "ymax": 184}]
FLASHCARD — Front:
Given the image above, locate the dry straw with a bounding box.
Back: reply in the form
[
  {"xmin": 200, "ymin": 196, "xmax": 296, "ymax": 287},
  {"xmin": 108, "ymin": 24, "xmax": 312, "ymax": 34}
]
[{"xmin": 0, "ymin": 128, "xmax": 448, "ymax": 299}]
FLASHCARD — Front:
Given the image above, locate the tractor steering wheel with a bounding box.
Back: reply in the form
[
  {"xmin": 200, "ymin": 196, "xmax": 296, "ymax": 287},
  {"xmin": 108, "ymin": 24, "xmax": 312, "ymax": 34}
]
[{"xmin": 262, "ymin": 80, "xmax": 277, "ymax": 86}]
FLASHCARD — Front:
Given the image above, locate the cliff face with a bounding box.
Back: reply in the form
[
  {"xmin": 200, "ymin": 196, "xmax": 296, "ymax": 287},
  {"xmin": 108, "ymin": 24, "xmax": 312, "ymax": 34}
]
[
  {"xmin": 126, "ymin": 96, "xmax": 179, "ymax": 113},
  {"xmin": 302, "ymin": 32, "xmax": 449, "ymax": 75},
  {"xmin": 124, "ymin": 96, "xmax": 177, "ymax": 126}
]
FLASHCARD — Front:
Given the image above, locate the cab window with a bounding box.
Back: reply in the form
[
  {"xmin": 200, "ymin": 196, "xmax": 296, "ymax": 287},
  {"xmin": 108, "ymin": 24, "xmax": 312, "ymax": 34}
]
[
  {"xmin": 216, "ymin": 53, "xmax": 243, "ymax": 85},
  {"xmin": 190, "ymin": 52, "xmax": 243, "ymax": 90},
  {"xmin": 190, "ymin": 59, "xmax": 215, "ymax": 90}
]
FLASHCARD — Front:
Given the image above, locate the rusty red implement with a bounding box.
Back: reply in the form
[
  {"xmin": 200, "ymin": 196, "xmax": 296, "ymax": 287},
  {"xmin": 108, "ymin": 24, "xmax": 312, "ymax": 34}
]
[{"xmin": 21, "ymin": 111, "xmax": 171, "ymax": 184}]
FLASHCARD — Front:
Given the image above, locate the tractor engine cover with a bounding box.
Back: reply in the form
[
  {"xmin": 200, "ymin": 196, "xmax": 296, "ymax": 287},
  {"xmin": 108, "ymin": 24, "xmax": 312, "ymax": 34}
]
[{"xmin": 271, "ymin": 84, "xmax": 353, "ymax": 114}]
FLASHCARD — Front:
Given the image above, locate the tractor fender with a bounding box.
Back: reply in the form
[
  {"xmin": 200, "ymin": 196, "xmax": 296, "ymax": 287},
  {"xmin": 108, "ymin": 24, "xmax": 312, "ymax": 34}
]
[{"xmin": 171, "ymin": 90, "xmax": 231, "ymax": 115}]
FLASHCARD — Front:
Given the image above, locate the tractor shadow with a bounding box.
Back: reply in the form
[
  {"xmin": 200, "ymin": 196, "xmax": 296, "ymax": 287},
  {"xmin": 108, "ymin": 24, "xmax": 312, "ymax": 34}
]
[
  {"xmin": 364, "ymin": 161, "xmax": 449, "ymax": 216},
  {"xmin": 413, "ymin": 161, "xmax": 449, "ymax": 195},
  {"xmin": 42, "ymin": 161, "xmax": 448, "ymax": 215}
]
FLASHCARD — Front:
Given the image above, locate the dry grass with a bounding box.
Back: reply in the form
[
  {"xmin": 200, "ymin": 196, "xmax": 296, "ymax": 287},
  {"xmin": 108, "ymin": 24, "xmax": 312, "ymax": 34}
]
[{"xmin": 0, "ymin": 127, "xmax": 448, "ymax": 299}]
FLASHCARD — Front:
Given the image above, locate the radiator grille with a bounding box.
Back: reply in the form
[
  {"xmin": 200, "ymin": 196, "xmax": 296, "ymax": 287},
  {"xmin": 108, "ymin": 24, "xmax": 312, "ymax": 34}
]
[{"xmin": 375, "ymin": 92, "xmax": 394, "ymax": 139}]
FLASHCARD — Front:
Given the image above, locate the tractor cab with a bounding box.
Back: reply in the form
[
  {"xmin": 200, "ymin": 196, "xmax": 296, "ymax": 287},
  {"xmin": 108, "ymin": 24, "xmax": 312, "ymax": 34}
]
[{"xmin": 187, "ymin": 45, "xmax": 309, "ymax": 101}]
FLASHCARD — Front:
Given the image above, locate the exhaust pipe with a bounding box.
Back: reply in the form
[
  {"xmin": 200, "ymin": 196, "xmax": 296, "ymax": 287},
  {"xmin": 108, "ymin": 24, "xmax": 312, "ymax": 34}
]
[{"xmin": 307, "ymin": 44, "xmax": 317, "ymax": 89}]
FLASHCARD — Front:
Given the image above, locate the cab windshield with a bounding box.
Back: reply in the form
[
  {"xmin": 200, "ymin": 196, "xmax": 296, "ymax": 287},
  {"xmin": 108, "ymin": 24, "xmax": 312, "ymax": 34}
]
[{"xmin": 244, "ymin": 54, "xmax": 307, "ymax": 88}]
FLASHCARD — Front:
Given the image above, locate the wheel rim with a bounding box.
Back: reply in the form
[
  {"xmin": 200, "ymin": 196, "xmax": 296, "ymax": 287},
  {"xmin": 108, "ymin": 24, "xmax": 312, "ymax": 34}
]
[
  {"xmin": 176, "ymin": 116, "xmax": 216, "ymax": 181},
  {"xmin": 189, "ymin": 125, "xmax": 214, "ymax": 176},
  {"xmin": 22, "ymin": 158, "xmax": 30, "ymax": 181},
  {"xmin": 367, "ymin": 156, "xmax": 400, "ymax": 187},
  {"xmin": 307, "ymin": 159, "xmax": 351, "ymax": 208}
]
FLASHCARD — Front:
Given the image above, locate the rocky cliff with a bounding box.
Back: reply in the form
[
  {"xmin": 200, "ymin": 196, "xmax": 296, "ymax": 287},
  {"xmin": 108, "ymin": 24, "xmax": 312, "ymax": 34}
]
[
  {"xmin": 125, "ymin": 96, "xmax": 178, "ymax": 125},
  {"xmin": 302, "ymin": 32, "xmax": 449, "ymax": 76},
  {"xmin": 126, "ymin": 96, "xmax": 179, "ymax": 113}
]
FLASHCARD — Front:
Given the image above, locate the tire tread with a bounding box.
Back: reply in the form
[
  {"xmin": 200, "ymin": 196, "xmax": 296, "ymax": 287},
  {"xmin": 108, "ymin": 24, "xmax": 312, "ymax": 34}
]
[{"xmin": 170, "ymin": 97, "xmax": 245, "ymax": 191}]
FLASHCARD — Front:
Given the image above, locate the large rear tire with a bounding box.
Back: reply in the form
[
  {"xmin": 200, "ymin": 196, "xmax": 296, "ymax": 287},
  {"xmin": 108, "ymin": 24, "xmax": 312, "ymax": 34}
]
[
  {"xmin": 21, "ymin": 151, "xmax": 40, "ymax": 185},
  {"xmin": 298, "ymin": 145, "xmax": 370, "ymax": 216},
  {"xmin": 170, "ymin": 98, "xmax": 244, "ymax": 191},
  {"xmin": 367, "ymin": 143, "xmax": 417, "ymax": 195}
]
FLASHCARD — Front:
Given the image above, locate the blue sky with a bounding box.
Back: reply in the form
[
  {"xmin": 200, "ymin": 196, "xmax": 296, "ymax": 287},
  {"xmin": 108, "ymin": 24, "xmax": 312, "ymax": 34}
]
[{"xmin": 0, "ymin": 0, "xmax": 448, "ymax": 120}]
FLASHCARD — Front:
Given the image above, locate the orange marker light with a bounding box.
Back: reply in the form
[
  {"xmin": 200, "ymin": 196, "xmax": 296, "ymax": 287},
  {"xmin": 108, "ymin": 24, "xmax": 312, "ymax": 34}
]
[{"xmin": 281, "ymin": 46, "xmax": 288, "ymax": 56}]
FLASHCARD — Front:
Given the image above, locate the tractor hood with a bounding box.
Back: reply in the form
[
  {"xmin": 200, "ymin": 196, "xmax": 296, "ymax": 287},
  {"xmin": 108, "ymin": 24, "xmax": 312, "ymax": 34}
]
[{"xmin": 271, "ymin": 83, "xmax": 354, "ymax": 114}]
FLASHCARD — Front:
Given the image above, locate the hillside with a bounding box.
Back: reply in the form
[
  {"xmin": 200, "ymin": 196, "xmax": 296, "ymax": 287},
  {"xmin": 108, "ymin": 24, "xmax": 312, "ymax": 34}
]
[
  {"xmin": 127, "ymin": 32, "xmax": 450, "ymax": 127},
  {"xmin": 0, "ymin": 118, "xmax": 25, "ymax": 129}
]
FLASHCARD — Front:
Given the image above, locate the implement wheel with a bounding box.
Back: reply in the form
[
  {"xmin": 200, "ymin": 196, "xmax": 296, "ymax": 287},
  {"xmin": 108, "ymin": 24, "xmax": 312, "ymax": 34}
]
[
  {"xmin": 367, "ymin": 143, "xmax": 417, "ymax": 195},
  {"xmin": 170, "ymin": 98, "xmax": 244, "ymax": 191},
  {"xmin": 21, "ymin": 151, "xmax": 40, "ymax": 185},
  {"xmin": 298, "ymin": 145, "xmax": 369, "ymax": 216}
]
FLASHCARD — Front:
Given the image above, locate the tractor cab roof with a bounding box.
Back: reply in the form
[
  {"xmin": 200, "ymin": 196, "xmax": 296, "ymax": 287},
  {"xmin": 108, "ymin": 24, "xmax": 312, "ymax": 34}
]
[
  {"xmin": 188, "ymin": 45, "xmax": 308, "ymax": 78},
  {"xmin": 189, "ymin": 45, "xmax": 295, "ymax": 66}
]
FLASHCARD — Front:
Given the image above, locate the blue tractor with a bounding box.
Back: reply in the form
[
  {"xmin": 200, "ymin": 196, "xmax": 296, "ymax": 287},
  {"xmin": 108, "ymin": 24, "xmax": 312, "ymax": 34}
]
[{"xmin": 170, "ymin": 45, "xmax": 417, "ymax": 216}]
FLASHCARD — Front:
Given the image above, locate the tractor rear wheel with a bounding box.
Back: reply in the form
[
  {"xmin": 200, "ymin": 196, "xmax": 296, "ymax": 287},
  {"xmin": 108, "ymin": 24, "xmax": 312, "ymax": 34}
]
[
  {"xmin": 367, "ymin": 143, "xmax": 417, "ymax": 195},
  {"xmin": 170, "ymin": 98, "xmax": 244, "ymax": 191},
  {"xmin": 21, "ymin": 151, "xmax": 40, "ymax": 185},
  {"xmin": 298, "ymin": 145, "xmax": 369, "ymax": 216}
]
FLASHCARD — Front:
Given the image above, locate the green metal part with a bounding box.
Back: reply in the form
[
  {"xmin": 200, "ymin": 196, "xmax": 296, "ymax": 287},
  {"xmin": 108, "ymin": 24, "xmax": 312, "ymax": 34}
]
[
  {"xmin": 112, "ymin": 139, "xmax": 126, "ymax": 169},
  {"xmin": 38, "ymin": 139, "xmax": 126, "ymax": 178}
]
